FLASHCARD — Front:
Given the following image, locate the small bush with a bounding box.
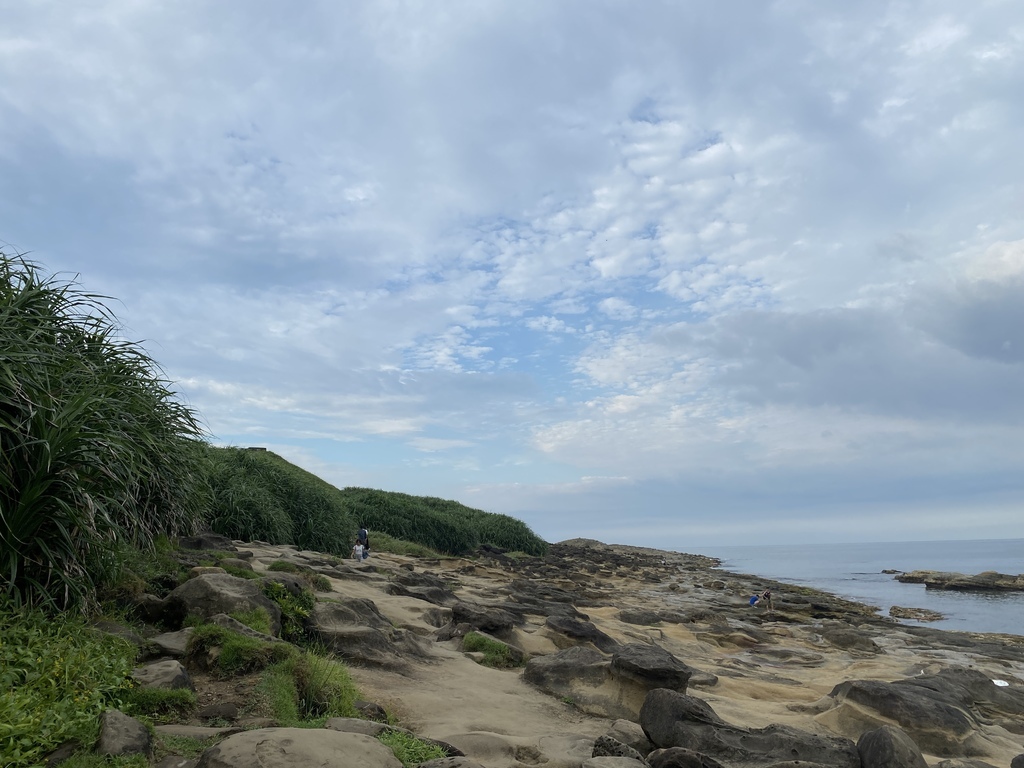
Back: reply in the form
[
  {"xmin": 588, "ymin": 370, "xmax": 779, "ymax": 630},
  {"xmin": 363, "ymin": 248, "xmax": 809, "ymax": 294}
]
[
  {"xmin": 462, "ymin": 632, "xmax": 521, "ymax": 668},
  {"xmin": 312, "ymin": 574, "xmax": 333, "ymax": 592},
  {"xmin": 268, "ymin": 560, "xmax": 302, "ymax": 573},
  {"xmin": 377, "ymin": 729, "xmax": 448, "ymax": 767}
]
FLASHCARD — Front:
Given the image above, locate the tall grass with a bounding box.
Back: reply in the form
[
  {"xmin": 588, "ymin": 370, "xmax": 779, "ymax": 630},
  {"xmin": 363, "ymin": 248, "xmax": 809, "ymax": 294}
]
[{"xmin": 0, "ymin": 252, "xmax": 206, "ymax": 609}]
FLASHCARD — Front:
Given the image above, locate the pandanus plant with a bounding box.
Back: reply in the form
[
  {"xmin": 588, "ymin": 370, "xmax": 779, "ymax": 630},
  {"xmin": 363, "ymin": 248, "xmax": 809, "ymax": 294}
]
[{"xmin": 0, "ymin": 251, "xmax": 206, "ymax": 610}]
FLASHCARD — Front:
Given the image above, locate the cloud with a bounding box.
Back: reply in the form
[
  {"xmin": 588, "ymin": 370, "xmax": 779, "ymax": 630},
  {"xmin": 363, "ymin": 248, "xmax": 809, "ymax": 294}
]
[{"xmin": 4, "ymin": 1, "xmax": 1024, "ymax": 545}]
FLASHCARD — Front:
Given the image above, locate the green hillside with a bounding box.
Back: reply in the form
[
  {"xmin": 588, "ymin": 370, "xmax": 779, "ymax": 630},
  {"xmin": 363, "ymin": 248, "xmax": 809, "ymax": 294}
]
[{"xmin": 205, "ymin": 446, "xmax": 548, "ymax": 557}]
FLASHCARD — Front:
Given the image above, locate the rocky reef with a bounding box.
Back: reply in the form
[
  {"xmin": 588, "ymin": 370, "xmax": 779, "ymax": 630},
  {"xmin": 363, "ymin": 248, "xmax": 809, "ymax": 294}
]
[{"xmin": 74, "ymin": 535, "xmax": 1024, "ymax": 768}]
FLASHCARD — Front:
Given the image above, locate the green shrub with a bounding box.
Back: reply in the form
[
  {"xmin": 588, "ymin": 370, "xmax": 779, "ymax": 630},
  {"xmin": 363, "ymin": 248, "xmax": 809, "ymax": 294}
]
[
  {"xmin": 268, "ymin": 560, "xmax": 302, "ymax": 573},
  {"xmin": 186, "ymin": 624, "xmax": 295, "ymax": 677},
  {"xmin": 255, "ymin": 649, "xmax": 359, "ymax": 726},
  {"xmin": 57, "ymin": 754, "xmax": 149, "ymax": 768},
  {"xmin": 0, "ymin": 253, "xmax": 206, "ymax": 610},
  {"xmin": 462, "ymin": 632, "xmax": 521, "ymax": 668},
  {"xmin": 123, "ymin": 687, "xmax": 197, "ymax": 721},
  {"xmin": 0, "ymin": 603, "xmax": 135, "ymax": 767},
  {"xmin": 262, "ymin": 581, "xmax": 315, "ymax": 643},
  {"xmin": 377, "ymin": 729, "xmax": 448, "ymax": 767}
]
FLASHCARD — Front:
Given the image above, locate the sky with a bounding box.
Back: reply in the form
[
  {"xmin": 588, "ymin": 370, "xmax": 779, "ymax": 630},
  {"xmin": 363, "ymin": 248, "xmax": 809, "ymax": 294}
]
[{"xmin": 3, "ymin": 1, "xmax": 1024, "ymax": 549}]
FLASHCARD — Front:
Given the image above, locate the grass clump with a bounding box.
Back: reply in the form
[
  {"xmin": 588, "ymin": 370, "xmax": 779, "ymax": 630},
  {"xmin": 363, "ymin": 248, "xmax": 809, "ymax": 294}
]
[
  {"xmin": 229, "ymin": 607, "xmax": 273, "ymax": 635},
  {"xmin": 0, "ymin": 603, "xmax": 135, "ymax": 767},
  {"xmin": 462, "ymin": 631, "xmax": 521, "ymax": 668},
  {"xmin": 186, "ymin": 624, "xmax": 295, "ymax": 677},
  {"xmin": 122, "ymin": 687, "xmax": 197, "ymax": 722},
  {"xmin": 377, "ymin": 729, "xmax": 448, "ymax": 766},
  {"xmin": 255, "ymin": 648, "xmax": 359, "ymax": 726}
]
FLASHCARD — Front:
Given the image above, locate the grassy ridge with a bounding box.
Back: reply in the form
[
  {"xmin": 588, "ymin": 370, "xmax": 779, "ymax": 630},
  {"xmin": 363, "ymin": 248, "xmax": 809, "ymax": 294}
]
[{"xmin": 205, "ymin": 447, "xmax": 547, "ymax": 557}]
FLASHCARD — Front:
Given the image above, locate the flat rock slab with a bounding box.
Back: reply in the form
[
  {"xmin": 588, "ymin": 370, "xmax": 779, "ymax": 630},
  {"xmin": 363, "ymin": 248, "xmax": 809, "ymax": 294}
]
[{"xmin": 195, "ymin": 727, "xmax": 403, "ymax": 768}]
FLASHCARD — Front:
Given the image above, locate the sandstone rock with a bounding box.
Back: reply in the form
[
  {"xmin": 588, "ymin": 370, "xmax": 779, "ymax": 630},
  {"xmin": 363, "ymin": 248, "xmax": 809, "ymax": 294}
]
[
  {"xmin": 132, "ymin": 660, "xmax": 194, "ymax": 691},
  {"xmin": 933, "ymin": 760, "xmax": 1001, "ymax": 768},
  {"xmin": 605, "ymin": 719, "xmax": 653, "ymax": 755},
  {"xmin": 896, "ymin": 570, "xmax": 1024, "ymax": 591},
  {"xmin": 155, "ymin": 757, "xmax": 199, "ymax": 768},
  {"xmin": 189, "ymin": 566, "xmax": 226, "ymax": 578},
  {"xmin": 889, "ymin": 606, "xmax": 945, "ymax": 622},
  {"xmin": 545, "ymin": 615, "xmax": 619, "ymax": 652},
  {"xmin": 821, "ymin": 628, "xmax": 881, "ymax": 654},
  {"xmin": 582, "ymin": 758, "xmax": 647, "ymax": 768},
  {"xmin": 610, "ymin": 644, "xmax": 693, "ymax": 692},
  {"xmin": 592, "ymin": 734, "xmax": 647, "ymax": 763},
  {"xmin": 307, "ymin": 599, "xmax": 428, "ymax": 668},
  {"xmin": 97, "ymin": 709, "xmax": 153, "ymax": 758},
  {"xmin": 151, "ymin": 628, "xmax": 194, "ymax": 658},
  {"xmin": 1012, "ymin": 755, "xmax": 1024, "ymax": 768},
  {"xmin": 857, "ymin": 724, "xmax": 927, "ymax": 768},
  {"xmin": 419, "ymin": 758, "xmax": 488, "ymax": 768},
  {"xmin": 818, "ymin": 666, "xmax": 1024, "ymax": 757},
  {"xmin": 639, "ymin": 688, "xmax": 859, "ymax": 768},
  {"xmin": 450, "ymin": 601, "xmax": 520, "ymax": 633},
  {"xmin": 195, "ymin": 727, "xmax": 403, "ymax": 768},
  {"xmin": 646, "ymin": 747, "xmax": 726, "ymax": 768},
  {"xmin": 197, "ymin": 702, "xmax": 239, "ymax": 721},
  {"xmin": 620, "ymin": 610, "xmax": 664, "ymax": 626},
  {"xmin": 164, "ymin": 573, "xmax": 282, "ymax": 634}
]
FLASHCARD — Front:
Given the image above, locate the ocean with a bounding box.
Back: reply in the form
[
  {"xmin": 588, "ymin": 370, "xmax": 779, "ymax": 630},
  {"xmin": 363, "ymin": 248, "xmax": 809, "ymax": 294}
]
[{"xmin": 695, "ymin": 538, "xmax": 1024, "ymax": 637}]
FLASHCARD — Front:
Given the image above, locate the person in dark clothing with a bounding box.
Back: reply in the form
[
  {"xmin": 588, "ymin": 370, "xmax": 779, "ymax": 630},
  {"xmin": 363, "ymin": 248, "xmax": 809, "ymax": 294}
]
[{"xmin": 357, "ymin": 525, "xmax": 370, "ymax": 559}]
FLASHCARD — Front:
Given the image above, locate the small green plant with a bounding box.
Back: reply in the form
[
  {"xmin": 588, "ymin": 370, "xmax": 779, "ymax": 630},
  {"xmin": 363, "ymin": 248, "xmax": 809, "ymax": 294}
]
[
  {"xmin": 123, "ymin": 687, "xmax": 197, "ymax": 722},
  {"xmin": 312, "ymin": 574, "xmax": 333, "ymax": 592},
  {"xmin": 186, "ymin": 624, "xmax": 295, "ymax": 677},
  {"xmin": 266, "ymin": 561, "xmax": 301, "ymax": 573},
  {"xmin": 221, "ymin": 564, "xmax": 262, "ymax": 580},
  {"xmin": 462, "ymin": 632, "xmax": 521, "ymax": 668},
  {"xmin": 377, "ymin": 729, "xmax": 448, "ymax": 767}
]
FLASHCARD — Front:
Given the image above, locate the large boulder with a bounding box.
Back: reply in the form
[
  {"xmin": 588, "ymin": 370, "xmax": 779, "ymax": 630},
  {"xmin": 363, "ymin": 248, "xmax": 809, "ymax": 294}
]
[
  {"xmin": 195, "ymin": 727, "xmax": 402, "ymax": 768},
  {"xmin": 164, "ymin": 573, "xmax": 282, "ymax": 635},
  {"xmin": 544, "ymin": 615, "xmax": 619, "ymax": 652},
  {"xmin": 450, "ymin": 601, "xmax": 520, "ymax": 634},
  {"xmin": 610, "ymin": 644, "xmax": 693, "ymax": 692},
  {"xmin": 132, "ymin": 660, "xmax": 194, "ymax": 691},
  {"xmin": 857, "ymin": 725, "xmax": 928, "ymax": 768},
  {"xmin": 525, "ymin": 645, "xmax": 695, "ymax": 720},
  {"xmin": 646, "ymin": 748, "xmax": 726, "ymax": 768},
  {"xmin": 816, "ymin": 666, "xmax": 1024, "ymax": 757},
  {"xmin": 640, "ymin": 688, "xmax": 859, "ymax": 768},
  {"xmin": 307, "ymin": 599, "xmax": 428, "ymax": 668},
  {"xmin": 97, "ymin": 709, "xmax": 153, "ymax": 758}
]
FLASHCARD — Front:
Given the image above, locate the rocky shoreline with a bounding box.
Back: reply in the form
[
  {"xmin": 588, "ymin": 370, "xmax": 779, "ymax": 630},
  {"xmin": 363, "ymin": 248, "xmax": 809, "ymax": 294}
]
[{"xmin": 81, "ymin": 536, "xmax": 1024, "ymax": 767}]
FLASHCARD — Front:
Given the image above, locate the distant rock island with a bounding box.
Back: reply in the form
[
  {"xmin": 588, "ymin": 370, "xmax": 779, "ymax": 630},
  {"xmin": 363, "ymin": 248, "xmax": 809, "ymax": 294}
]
[{"xmin": 896, "ymin": 570, "xmax": 1024, "ymax": 592}]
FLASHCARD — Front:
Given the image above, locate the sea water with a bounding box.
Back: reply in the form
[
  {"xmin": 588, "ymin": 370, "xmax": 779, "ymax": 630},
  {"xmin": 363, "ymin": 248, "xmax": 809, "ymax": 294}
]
[{"xmin": 696, "ymin": 539, "xmax": 1024, "ymax": 637}]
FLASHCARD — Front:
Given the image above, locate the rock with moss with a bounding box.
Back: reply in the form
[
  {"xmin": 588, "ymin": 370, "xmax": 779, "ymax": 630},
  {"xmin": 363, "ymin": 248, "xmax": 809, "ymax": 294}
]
[
  {"xmin": 195, "ymin": 727, "xmax": 403, "ymax": 768},
  {"xmin": 164, "ymin": 573, "xmax": 283, "ymax": 635}
]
